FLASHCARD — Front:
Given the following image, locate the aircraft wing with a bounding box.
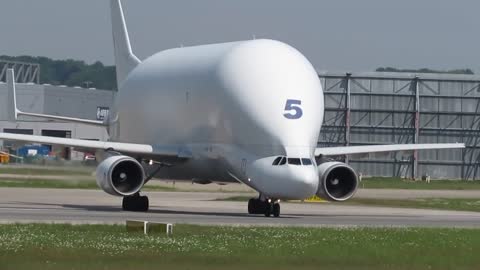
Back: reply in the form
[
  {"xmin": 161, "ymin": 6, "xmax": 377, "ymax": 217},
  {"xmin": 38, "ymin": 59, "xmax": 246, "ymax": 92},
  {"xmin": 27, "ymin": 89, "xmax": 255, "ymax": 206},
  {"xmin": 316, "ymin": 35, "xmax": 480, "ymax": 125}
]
[
  {"xmin": 315, "ymin": 143, "xmax": 465, "ymax": 156},
  {"xmin": 0, "ymin": 132, "xmax": 187, "ymax": 157}
]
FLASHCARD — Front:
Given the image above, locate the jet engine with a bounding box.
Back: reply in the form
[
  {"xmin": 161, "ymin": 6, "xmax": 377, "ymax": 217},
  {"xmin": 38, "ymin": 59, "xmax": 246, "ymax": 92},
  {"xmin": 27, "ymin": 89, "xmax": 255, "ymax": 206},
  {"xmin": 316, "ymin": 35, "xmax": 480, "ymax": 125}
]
[
  {"xmin": 316, "ymin": 161, "xmax": 359, "ymax": 201},
  {"xmin": 96, "ymin": 155, "xmax": 145, "ymax": 196}
]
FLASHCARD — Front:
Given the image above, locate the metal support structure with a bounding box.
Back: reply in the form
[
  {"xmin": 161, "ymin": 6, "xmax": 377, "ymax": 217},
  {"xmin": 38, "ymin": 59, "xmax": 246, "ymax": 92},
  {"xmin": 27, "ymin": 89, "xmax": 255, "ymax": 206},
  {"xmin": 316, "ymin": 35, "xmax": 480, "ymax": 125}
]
[
  {"xmin": 344, "ymin": 73, "xmax": 352, "ymax": 164},
  {"xmin": 0, "ymin": 60, "xmax": 40, "ymax": 84},
  {"xmin": 412, "ymin": 76, "xmax": 420, "ymax": 180},
  {"xmin": 319, "ymin": 71, "xmax": 480, "ymax": 180}
]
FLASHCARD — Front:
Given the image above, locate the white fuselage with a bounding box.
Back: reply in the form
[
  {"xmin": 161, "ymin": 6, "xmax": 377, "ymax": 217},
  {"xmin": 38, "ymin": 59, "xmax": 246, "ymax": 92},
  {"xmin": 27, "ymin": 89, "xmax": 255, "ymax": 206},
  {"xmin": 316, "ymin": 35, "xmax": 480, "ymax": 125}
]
[{"xmin": 109, "ymin": 39, "xmax": 324, "ymax": 199}]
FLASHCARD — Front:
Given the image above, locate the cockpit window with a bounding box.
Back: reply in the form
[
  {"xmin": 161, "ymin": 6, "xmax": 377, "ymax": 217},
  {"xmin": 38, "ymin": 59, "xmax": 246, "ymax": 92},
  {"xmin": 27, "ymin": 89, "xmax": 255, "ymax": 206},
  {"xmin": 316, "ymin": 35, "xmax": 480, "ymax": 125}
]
[
  {"xmin": 272, "ymin": 157, "xmax": 282, "ymax": 165},
  {"xmin": 301, "ymin": 158, "xmax": 313, "ymax": 165},
  {"xmin": 273, "ymin": 157, "xmax": 312, "ymax": 166},
  {"xmin": 287, "ymin": 158, "xmax": 301, "ymax": 165}
]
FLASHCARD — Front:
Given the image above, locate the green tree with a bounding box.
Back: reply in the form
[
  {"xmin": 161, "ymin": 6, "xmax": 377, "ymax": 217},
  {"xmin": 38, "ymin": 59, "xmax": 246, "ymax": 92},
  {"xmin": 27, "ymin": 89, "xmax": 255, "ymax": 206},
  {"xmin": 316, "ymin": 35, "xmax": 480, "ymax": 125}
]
[
  {"xmin": 0, "ymin": 55, "xmax": 118, "ymax": 90},
  {"xmin": 376, "ymin": 67, "xmax": 474, "ymax": 75}
]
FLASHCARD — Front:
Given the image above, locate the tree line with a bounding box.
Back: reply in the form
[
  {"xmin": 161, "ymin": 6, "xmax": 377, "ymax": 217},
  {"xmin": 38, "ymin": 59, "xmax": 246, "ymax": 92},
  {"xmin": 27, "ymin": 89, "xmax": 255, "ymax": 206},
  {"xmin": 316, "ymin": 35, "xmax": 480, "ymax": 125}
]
[
  {"xmin": 376, "ymin": 67, "xmax": 474, "ymax": 75},
  {"xmin": 1, "ymin": 56, "xmax": 475, "ymax": 91},
  {"xmin": 0, "ymin": 55, "xmax": 117, "ymax": 90}
]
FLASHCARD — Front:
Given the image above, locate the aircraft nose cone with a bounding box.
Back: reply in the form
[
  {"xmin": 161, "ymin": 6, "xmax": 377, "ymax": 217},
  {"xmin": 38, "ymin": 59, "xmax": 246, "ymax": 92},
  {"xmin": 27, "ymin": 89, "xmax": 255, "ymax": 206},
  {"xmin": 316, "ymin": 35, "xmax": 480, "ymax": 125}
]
[
  {"xmin": 247, "ymin": 157, "xmax": 319, "ymax": 200},
  {"xmin": 286, "ymin": 166, "xmax": 319, "ymax": 198}
]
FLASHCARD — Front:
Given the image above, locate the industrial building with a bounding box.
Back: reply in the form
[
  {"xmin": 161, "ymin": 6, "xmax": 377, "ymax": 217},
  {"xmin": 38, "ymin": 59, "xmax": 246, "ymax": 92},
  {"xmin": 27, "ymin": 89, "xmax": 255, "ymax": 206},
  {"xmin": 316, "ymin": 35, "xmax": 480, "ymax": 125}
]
[
  {"xmin": 319, "ymin": 71, "xmax": 480, "ymax": 180},
  {"xmin": 1, "ymin": 60, "xmax": 480, "ymax": 179},
  {"xmin": 0, "ymin": 60, "xmax": 114, "ymax": 161}
]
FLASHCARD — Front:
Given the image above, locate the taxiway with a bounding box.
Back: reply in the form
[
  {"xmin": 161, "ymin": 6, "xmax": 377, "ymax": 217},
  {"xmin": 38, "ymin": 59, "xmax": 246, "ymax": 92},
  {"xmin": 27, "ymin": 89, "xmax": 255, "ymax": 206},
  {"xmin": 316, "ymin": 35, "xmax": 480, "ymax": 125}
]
[{"xmin": 1, "ymin": 188, "xmax": 480, "ymax": 227}]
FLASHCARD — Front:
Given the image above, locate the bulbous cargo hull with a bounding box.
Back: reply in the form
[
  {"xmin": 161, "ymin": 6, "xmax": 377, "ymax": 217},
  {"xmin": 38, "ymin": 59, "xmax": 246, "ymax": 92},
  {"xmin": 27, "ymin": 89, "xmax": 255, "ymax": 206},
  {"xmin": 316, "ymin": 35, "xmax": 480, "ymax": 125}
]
[{"xmin": 109, "ymin": 39, "xmax": 324, "ymax": 200}]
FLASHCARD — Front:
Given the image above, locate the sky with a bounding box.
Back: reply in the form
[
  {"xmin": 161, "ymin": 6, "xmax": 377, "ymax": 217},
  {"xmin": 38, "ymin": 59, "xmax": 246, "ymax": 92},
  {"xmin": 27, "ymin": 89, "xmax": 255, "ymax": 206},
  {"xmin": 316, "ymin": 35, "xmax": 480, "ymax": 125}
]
[{"xmin": 0, "ymin": 0, "xmax": 478, "ymax": 72}]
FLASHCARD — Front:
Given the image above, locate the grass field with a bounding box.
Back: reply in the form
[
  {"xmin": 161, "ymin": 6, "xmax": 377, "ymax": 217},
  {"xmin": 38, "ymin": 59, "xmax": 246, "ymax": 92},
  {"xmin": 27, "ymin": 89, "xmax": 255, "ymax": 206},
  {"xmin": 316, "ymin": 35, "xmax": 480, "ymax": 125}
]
[
  {"xmin": 220, "ymin": 196, "xmax": 480, "ymax": 212},
  {"xmin": 0, "ymin": 167, "xmax": 92, "ymax": 176},
  {"xmin": 0, "ymin": 224, "xmax": 479, "ymax": 270},
  {"xmin": 0, "ymin": 179, "xmax": 176, "ymax": 192},
  {"xmin": 360, "ymin": 177, "xmax": 480, "ymax": 190},
  {"xmin": 0, "ymin": 179, "xmax": 98, "ymax": 189},
  {"xmin": 3, "ymin": 177, "xmax": 480, "ymax": 191},
  {"xmin": 346, "ymin": 198, "xmax": 480, "ymax": 212},
  {"xmin": 2, "ymin": 165, "xmax": 480, "ymax": 191},
  {"xmin": 3, "ymin": 167, "xmax": 480, "ymax": 190}
]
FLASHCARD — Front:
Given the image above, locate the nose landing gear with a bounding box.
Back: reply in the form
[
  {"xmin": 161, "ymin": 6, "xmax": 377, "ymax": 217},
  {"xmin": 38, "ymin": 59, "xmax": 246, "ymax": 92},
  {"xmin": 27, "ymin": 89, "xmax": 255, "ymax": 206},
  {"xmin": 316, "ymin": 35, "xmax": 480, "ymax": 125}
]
[{"xmin": 248, "ymin": 197, "xmax": 280, "ymax": 217}]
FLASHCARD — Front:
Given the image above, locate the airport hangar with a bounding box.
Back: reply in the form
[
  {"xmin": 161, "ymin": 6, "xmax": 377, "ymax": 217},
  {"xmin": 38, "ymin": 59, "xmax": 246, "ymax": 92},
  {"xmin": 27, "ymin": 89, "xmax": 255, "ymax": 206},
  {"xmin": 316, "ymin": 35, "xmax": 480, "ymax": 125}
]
[
  {"xmin": 1, "ymin": 60, "xmax": 480, "ymax": 180},
  {"xmin": 0, "ymin": 60, "xmax": 113, "ymax": 161}
]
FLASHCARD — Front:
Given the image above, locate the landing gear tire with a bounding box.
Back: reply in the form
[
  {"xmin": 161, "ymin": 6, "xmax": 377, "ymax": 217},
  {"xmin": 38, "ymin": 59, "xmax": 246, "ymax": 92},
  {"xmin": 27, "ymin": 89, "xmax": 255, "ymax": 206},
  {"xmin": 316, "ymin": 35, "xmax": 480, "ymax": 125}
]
[
  {"xmin": 248, "ymin": 198, "xmax": 264, "ymax": 214},
  {"xmin": 272, "ymin": 203, "xmax": 280, "ymax": 217},
  {"xmin": 264, "ymin": 203, "xmax": 272, "ymax": 217},
  {"xmin": 248, "ymin": 199, "xmax": 256, "ymax": 214},
  {"xmin": 248, "ymin": 198, "xmax": 280, "ymax": 217},
  {"xmin": 122, "ymin": 194, "xmax": 149, "ymax": 212}
]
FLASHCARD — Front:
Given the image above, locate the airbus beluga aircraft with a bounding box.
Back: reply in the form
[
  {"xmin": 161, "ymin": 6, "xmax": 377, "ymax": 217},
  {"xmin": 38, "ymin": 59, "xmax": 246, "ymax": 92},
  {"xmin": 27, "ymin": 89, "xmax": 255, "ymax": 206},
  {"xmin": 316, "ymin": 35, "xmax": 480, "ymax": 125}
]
[{"xmin": 0, "ymin": 0, "xmax": 464, "ymax": 217}]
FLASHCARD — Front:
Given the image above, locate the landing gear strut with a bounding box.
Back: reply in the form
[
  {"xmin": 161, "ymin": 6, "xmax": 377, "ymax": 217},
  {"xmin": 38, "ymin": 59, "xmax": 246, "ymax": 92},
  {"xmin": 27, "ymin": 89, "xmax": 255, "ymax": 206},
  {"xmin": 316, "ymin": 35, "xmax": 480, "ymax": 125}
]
[
  {"xmin": 122, "ymin": 193, "xmax": 149, "ymax": 212},
  {"xmin": 248, "ymin": 197, "xmax": 280, "ymax": 217}
]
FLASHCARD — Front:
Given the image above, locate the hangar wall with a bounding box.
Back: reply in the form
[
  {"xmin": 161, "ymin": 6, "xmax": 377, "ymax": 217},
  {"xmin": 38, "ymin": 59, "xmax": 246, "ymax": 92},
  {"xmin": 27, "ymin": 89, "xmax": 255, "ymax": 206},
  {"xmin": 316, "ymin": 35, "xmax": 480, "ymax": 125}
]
[
  {"xmin": 319, "ymin": 71, "xmax": 480, "ymax": 180},
  {"xmin": 0, "ymin": 82, "xmax": 114, "ymax": 160}
]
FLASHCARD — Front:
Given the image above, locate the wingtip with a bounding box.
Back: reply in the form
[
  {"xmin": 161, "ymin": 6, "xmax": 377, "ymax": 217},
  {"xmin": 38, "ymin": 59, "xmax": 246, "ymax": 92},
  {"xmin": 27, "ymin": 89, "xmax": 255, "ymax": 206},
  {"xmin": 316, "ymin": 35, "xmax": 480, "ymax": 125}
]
[{"xmin": 6, "ymin": 69, "xmax": 19, "ymax": 121}]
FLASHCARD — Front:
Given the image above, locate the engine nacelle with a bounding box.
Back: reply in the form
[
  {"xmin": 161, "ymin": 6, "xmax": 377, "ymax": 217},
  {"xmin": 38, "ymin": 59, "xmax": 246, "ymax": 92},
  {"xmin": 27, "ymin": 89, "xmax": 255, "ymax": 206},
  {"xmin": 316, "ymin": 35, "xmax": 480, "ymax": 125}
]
[
  {"xmin": 96, "ymin": 155, "xmax": 145, "ymax": 196},
  {"xmin": 316, "ymin": 161, "xmax": 359, "ymax": 201}
]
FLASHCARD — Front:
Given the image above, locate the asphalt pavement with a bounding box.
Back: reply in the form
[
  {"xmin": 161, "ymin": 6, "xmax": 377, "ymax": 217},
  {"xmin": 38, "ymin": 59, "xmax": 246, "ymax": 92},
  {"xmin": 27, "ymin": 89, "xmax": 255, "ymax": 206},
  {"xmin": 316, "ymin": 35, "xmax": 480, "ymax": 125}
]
[{"xmin": 1, "ymin": 188, "xmax": 480, "ymax": 227}]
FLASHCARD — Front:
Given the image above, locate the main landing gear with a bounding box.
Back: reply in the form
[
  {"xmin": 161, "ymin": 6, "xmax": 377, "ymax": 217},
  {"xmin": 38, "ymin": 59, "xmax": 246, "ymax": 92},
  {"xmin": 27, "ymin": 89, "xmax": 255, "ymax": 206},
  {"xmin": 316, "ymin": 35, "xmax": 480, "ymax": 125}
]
[
  {"xmin": 122, "ymin": 193, "xmax": 149, "ymax": 212},
  {"xmin": 121, "ymin": 160, "xmax": 171, "ymax": 212},
  {"xmin": 248, "ymin": 197, "xmax": 280, "ymax": 217}
]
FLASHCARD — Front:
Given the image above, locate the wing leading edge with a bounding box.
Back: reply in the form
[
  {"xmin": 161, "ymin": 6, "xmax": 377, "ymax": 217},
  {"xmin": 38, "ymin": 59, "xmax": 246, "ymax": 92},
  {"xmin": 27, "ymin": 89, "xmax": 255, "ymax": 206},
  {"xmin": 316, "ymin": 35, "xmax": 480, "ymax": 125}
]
[
  {"xmin": 315, "ymin": 143, "xmax": 465, "ymax": 156},
  {"xmin": 0, "ymin": 132, "xmax": 185, "ymax": 157}
]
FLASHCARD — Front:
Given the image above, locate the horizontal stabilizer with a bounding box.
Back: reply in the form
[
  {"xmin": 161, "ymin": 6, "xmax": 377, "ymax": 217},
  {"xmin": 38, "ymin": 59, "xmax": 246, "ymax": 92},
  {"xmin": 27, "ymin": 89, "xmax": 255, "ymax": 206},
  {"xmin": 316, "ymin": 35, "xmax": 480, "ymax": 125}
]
[{"xmin": 315, "ymin": 143, "xmax": 465, "ymax": 157}]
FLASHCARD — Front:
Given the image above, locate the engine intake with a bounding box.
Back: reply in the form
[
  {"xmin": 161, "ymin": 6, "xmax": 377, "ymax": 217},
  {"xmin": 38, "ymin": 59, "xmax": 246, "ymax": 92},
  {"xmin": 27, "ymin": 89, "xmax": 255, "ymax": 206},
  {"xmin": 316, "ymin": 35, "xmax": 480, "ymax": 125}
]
[
  {"xmin": 96, "ymin": 155, "xmax": 145, "ymax": 196},
  {"xmin": 316, "ymin": 161, "xmax": 358, "ymax": 201}
]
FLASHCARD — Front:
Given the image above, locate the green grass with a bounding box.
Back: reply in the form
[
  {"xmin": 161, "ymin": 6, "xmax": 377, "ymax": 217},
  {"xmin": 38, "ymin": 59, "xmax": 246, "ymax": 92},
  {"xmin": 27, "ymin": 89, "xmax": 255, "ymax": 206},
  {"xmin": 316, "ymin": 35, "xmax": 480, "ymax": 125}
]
[
  {"xmin": 3, "ymin": 167, "xmax": 480, "ymax": 191},
  {"xmin": 347, "ymin": 198, "xmax": 480, "ymax": 212},
  {"xmin": 360, "ymin": 177, "xmax": 480, "ymax": 190},
  {"xmin": 0, "ymin": 179, "xmax": 176, "ymax": 192},
  {"xmin": 0, "ymin": 167, "xmax": 92, "ymax": 176},
  {"xmin": 0, "ymin": 179, "xmax": 98, "ymax": 189},
  {"xmin": 4, "ymin": 171, "xmax": 480, "ymax": 191},
  {"xmin": 0, "ymin": 224, "xmax": 479, "ymax": 270},
  {"xmin": 215, "ymin": 195, "xmax": 251, "ymax": 202}
]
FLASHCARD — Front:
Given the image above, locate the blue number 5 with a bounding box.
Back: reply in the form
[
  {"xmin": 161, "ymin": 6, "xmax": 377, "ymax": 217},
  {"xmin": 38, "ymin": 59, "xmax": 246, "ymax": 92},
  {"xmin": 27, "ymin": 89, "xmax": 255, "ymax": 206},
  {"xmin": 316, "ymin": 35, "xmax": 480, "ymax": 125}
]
[{"xmin": 283, "ymin": 99, "xmax": 303, "ymax": 119}]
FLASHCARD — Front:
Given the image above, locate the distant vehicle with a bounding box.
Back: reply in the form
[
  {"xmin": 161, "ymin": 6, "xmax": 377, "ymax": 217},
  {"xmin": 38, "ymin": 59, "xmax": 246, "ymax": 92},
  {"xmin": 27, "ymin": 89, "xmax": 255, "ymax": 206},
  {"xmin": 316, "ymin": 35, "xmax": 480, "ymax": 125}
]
[
  {"xmin": 0, "ymin": 0, "xmax": 464, "ymax": 217},
  {"xmin": 82, "ymin": 153, "xmax": 97, "ymax": 166},
  {"xmin": 17, "ymin": 145, "xmax": 50, "ymax": 158},
  {"xmin": 83, "ymin": 154, "xmax": 96, "ymax": 161},
  {"xmin": 0, "ymin": 152, "xmax": 9, "ymax": 164}
]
